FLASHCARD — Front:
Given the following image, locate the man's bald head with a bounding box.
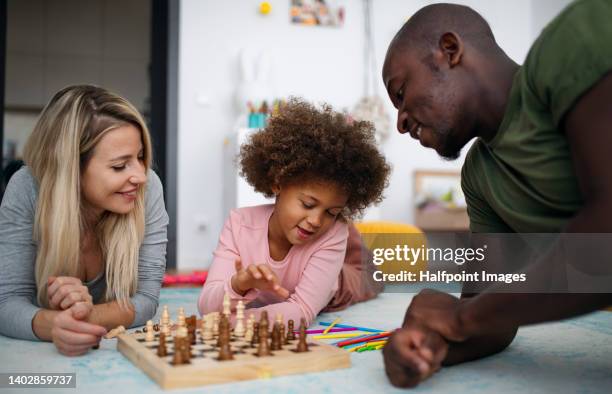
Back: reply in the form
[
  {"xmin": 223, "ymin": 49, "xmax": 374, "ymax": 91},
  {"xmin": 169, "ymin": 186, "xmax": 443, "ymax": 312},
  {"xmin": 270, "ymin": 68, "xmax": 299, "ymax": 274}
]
[{"xmin": 390, "ymin": 3, "xmax": 497, "ymax": 56}]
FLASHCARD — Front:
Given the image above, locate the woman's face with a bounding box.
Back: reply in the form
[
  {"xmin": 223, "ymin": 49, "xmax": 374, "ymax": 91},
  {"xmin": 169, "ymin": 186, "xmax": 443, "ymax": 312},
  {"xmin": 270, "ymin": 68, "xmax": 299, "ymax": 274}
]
[
  {"xmin": 81, "ymin": 124, "xmax": 147, "ymax": 218},
  {"xmin": 270, "ymin": 180, "xmax": 348, "ymax": 247}
]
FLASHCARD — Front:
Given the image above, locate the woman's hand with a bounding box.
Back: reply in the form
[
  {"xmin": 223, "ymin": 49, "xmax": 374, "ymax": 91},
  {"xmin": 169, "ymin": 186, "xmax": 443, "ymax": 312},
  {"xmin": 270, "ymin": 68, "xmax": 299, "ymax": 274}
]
[
  {"xmin": 231, "ymin": 258, "xmax": 290, "ymax": 299},
  {"xmin": 51, "ymin": 302, "xmax": 107, "ymax": 356},
  {"xmin": 47, "ymin": 276, "xmax": 93, "ymax": 311}
]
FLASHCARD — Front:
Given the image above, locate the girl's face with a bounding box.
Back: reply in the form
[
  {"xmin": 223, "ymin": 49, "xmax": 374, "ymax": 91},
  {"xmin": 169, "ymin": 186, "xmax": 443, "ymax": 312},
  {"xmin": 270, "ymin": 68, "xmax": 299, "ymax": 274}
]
[
  {"xmin": 269, "ymin": 180, "xmax": 349, "ymax": 247},
  {"xmin": 81, "ymin": 124, "xmax": 147, "ymax": 218}
]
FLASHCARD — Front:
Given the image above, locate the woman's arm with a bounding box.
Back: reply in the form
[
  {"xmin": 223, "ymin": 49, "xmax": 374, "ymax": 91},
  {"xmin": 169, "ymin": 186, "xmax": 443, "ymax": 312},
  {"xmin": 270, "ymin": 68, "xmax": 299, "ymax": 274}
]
[
  {"xmin": 128, "ymin": 171, "xmax": 169, "ymax": 327},
  {"xmin": 0, "ymin": 168, "xmax": 45, "ymax": 341}
]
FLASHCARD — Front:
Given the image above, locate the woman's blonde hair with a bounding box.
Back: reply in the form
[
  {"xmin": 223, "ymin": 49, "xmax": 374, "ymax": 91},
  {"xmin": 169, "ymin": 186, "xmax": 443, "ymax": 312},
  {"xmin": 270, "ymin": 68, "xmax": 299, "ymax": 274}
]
[{"xmin": 23, "ymin": 85, "xmax": 153, "ymax": 309}]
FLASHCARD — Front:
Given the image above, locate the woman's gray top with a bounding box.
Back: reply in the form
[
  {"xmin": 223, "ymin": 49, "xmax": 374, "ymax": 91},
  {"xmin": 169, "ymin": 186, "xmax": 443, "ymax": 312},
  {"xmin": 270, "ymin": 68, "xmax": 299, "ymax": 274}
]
[{"xmin": 0, "ymin": 167, "xmax": 169, "ymax": 340}]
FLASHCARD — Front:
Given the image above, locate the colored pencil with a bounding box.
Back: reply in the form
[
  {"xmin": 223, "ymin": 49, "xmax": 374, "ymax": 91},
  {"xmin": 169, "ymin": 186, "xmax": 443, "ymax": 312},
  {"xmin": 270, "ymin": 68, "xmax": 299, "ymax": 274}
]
[
  {"xmin": 318, "ymin": 322, "xmax": 384, "ymax": 333},
  {"xmin": 323, "ymin": 317, "xmax": 341, "ymax": 335},
  {"xmin": 313, "ymin": 332, "xmax": 365, "ymax": 340},
  {"xmin": 336, "ymin": 332, "xmax": 391, "ymax": 348},
  {"xmin": 301, "ymin": 327, "xmax": 358, "ymax": 335}
]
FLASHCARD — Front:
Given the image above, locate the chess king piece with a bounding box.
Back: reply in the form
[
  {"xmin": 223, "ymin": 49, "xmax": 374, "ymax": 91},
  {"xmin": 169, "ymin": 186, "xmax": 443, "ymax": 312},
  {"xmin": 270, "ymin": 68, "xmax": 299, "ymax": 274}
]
[{"xmin": 296, "ymin": 318, "xmax": 309, "ymax": 353}]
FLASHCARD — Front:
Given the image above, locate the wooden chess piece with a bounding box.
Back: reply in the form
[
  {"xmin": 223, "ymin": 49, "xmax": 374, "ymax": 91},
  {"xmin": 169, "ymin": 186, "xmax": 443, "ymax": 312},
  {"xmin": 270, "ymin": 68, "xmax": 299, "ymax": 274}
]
[
  {"xmin": 177, "ymin": 307, "xmax": 186, "ymax": 328},
  {"xmin": 145, "ymin": 320, "xmax": 155, "ymax": 342},
  {"xmin": 257, "ymin": 321, "xmax": 272, "ymax": 357},
  {"xmin": 244, "ymin": 315, "xmax": 254, "ymax": 342},
  {"xmin": 222, "ymin": 292, "xmax": 231, "ymax": 317},
  {"xmin": 281, "ymin": 322, "xmax": 288, "ymax": 345},
  {"xmin": 287, "ymin": 319, "xmax": 296, "ymax": 341},
  {"xmin": 212, "ymin": 312, "xmax": 220, "ymax": 336},
  {"xmin": 202, "ymin": 314, "xmax": 214, "ymax": 340},
  {"xmin": 217, "ymin": 324, "xmax": 234, "ymax": 361},
  {"xmin": 296, "ymin": 318, "xmax": 309, "ymax": 352},
  {"xmin": 251, "ymin": 322, "xmax": 260, "ymax": 347},
  {"xmin": 217, "ymin": 314, "xmax": 229, "ymax": 347},
  {"xmin": 234, "ymin": 300, "xmax": 245, "ymax": 337},
  {"xmin": 171, "ymin": 348, "xmax": 184, "ymax": 365},
  {"xmin": 157, "ymin": 333, "xmax": 167, "ymax": 357},
  {"xmin": 271, "ymin": 322, "xmax": 282, "ymax": 350}
]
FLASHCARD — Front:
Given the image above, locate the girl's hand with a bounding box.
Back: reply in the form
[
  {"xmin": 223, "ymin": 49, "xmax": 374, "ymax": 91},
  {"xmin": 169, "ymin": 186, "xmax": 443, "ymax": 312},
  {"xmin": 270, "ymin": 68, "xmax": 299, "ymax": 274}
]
[
  {"xmin": 47, "ymin": 276, "xmax": 93, "ymax": 311},
  {"xmin": 231, "ymin": 258, "xmax": 290, "ymax": 299},
  {"xmin": 51, "ymin": 302, "xmax": 107, "ymax": 356}
]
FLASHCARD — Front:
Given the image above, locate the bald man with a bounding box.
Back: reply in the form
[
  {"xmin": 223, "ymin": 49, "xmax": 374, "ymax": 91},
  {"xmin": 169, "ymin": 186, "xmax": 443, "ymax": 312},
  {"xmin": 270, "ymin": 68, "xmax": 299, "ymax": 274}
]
[{"xmin": 381, "ymin": 1, "xmax": 612, "ymax": 388}]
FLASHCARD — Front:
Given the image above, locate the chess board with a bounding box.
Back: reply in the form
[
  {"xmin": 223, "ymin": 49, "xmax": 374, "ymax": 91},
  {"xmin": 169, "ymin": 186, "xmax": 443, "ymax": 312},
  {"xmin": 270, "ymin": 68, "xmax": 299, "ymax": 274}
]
[{"xmin": 117, "ymin": 328, "xmax": 351, "ymax": 389}]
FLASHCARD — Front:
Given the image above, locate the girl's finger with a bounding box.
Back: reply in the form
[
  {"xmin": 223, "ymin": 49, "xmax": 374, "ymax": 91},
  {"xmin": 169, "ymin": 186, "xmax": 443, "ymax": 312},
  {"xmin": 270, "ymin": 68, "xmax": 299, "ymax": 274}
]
[
  {"xmin": 234, "ymin": 258, "xmax": 243, "ymax": 272},
  {"xmin": 257, "ymin": 264, "xmax": 275, "ymax": 282},
  {"xmin": 247, "ymin": 264, "xmax": 262, "ymax": 280}
]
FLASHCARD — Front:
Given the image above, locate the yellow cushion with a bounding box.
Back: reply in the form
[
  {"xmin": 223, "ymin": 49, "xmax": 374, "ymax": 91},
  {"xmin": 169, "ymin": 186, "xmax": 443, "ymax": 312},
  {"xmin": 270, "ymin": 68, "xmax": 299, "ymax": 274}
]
[{"xmin": 354, "ymin": 221, "xmax": 427, "ymax": 276}]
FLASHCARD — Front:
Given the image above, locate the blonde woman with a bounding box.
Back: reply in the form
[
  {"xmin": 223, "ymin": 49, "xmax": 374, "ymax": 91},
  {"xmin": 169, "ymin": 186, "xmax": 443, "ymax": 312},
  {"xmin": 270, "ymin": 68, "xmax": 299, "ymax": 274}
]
[{"xmin": 0, "ymin": 85, "xmax": 168, "ymax": 356}]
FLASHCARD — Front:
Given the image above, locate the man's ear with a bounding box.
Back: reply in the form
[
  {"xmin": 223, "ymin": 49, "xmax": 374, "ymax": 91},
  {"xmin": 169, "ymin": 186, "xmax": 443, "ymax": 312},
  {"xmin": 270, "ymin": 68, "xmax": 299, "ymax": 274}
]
[{"xmin": 438, "ymin": 32, "xmax": 463, "ymax": 68}]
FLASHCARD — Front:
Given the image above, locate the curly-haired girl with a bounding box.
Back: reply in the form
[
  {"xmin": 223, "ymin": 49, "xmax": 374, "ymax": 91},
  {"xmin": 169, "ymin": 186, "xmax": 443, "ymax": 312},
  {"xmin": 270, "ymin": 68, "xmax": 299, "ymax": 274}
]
[{"xmin": 198, "ymin": 98, "xmax": 390, "ymax": 325}]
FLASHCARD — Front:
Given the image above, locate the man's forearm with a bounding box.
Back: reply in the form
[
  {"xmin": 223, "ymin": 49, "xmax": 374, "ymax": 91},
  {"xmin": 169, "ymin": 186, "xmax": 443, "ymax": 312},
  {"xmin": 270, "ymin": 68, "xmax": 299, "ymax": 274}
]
[
  {"xmin": 460, "ymin": 292, "xmax": 611, "ymax": 338},
  {"xmin": 443, "ymin": 325, "xmax": 517, "ymax": 366}
]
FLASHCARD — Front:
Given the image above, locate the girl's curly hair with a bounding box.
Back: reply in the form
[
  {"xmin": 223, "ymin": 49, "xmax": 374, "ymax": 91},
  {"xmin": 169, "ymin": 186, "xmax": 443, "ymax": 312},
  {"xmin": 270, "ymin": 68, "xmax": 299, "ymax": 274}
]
[{"xmin": 239, "ymin": 98, "xmax": 391, "ymax": 218}]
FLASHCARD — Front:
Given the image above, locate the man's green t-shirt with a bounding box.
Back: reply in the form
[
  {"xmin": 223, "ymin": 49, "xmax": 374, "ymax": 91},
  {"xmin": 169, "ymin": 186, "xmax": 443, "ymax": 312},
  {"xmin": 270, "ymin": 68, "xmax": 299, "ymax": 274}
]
[{"xmin": 462, "ymin": 0, "xmax": 612, "ymax": 233}]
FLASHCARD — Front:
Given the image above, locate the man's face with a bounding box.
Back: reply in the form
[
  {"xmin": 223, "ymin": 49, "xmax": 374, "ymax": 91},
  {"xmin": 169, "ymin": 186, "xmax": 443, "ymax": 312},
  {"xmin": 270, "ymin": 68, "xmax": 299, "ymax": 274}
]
[{"xmin": 382, "ymin": 46, "xmax": 472, "ymax": 160}]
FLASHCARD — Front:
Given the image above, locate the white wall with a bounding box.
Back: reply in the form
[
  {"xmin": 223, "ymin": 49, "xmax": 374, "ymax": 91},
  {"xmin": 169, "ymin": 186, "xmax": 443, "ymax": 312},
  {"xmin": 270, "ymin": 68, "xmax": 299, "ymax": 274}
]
[{"xmin": 177, "ymin": 0, "xmax": 569, "ymax": 269}]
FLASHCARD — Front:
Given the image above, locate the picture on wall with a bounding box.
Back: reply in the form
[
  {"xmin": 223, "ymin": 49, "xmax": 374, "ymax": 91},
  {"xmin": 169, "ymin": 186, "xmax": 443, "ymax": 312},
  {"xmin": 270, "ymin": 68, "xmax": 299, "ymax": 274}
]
[
  {"xmin": 290, "ymin": 0, "xmax": 345, "ymax": 27},
  {"xmin": 413, "ymin": 170, "xmax": 470, "ymax": 231}
]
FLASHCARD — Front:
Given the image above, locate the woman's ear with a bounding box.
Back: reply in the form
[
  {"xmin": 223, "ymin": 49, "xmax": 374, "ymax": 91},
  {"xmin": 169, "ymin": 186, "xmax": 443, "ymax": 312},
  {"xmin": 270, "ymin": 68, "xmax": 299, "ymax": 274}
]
[{"xmin": 271, "ymin": 184, "xmax": 281, "ymax": 196}]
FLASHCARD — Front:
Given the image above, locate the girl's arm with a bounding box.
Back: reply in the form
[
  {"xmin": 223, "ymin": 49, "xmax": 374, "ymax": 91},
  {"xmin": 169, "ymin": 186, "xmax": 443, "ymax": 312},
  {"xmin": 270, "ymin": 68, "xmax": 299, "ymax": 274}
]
[
  {"xmin": 198, "ymin": 210, "xmax": 260, "ymax": 315},
  {"xmin": 242, "ymin": 222, "xmax": 349, "ymax": 326}
]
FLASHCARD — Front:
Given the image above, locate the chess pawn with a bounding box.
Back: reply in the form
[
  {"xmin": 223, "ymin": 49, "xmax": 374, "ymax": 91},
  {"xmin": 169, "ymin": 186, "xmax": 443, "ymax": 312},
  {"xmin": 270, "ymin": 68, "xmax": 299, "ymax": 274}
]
[
  {"xmin": 287, "ymin": 319, "xmax": 296, "ymax": 341},
  {"xmin": 157, "ymin": 333, "xmax": 168, "ymax": 357},
  {"xmin": 251, "ymin": 322, "xmax": 260, "ymax": 347},
  {"xmin": 296, "ymin": 318, "xmax": 309, "ymax": 353},
  {"xmin": 145, "ymin": 320, "xmax": 155, "ymax": 342},
  {"xmin": 234, "ymin": 300, "xmax": 245, "ymax": 337}
]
